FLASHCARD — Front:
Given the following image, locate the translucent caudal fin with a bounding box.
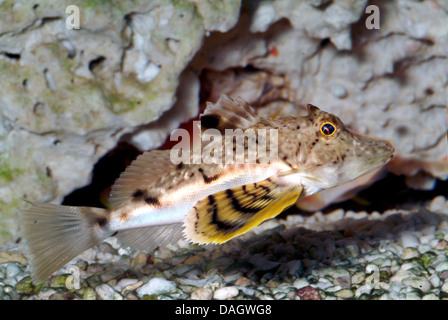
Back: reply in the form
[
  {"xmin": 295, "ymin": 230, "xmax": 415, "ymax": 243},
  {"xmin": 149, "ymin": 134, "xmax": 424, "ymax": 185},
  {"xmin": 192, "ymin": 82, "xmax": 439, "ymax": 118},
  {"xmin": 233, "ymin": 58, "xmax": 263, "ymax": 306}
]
[{"xmin": 20, "ymin": 201, "xmax": 111, "ymax": 284}]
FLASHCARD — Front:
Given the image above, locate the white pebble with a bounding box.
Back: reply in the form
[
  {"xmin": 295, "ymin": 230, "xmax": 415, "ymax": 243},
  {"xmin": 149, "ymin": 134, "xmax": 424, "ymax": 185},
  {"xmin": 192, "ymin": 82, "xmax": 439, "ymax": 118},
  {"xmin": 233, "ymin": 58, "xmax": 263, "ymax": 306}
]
[
  {"xmin": 400, "ymin": 231, "xmax": 420, "ymax": 248},
  {"xmin": 402, "ymin": 277, "xmax": 431, "ymax": 293},
  {"xmin": 355, "ymin": 284, "xmax": 372, "ymax": 297},
  {"xmin": 116, "ymin": 278, "xmax": 139, "ymax": 291},
  {"xmin": 95, "ymin": 284, "xmax": 115, "ymax": 300},
  {"xmin": 114, "ymin": 292, "xmax": 124, "ymax": 300},
  {"xmin": 5, "ymin": 264, "xmax": 21, "ymax": 278},
  {"xmin": 334, "ymin": 288, "xmax": 354, "ymax": 299},
  {"xmin": 429, "ymin": 275, "xmax": 441, "ymax": 288},
  {"xmin": 441, "ymin": 280, "xmax": 448, "ymax": 293},
  {"xmin": 418, "ymin": 244, "xmax": 433, "ymax": 254},
  {"xmin": 292, "ymin": 278, "xmax": 309, "ymax": 290},
  {"xmin": 436, "ymin": 261, "xmax": 448, "ymax": 273},
  {"xmin": 422, "ymin": 293, "xmax": 439, "ymax": 300},
  {"xmin": 405, "ymin": 291, "xmax": 421, "ymax": 300},
  {"xmin": 430, "ymin": 196, "xmax": 446, "ymax": 212},
  {"xmin": 326, "ymin": 209, "xmax": 345, "ymax": 221},
  {"xmin": 390, "ymin": 270, "xmax": 415, "ymax": 284},
  {"xmin": 421, "ymin": 226, "xmax": 436, "ymax": 236},
  {"xmin": 136, "ymin": 278, "xmax": 176, "ymax": 297},
  {"xmin": 213, "ymin": 286, "xmax": 239, "ymax": 300},
  {"xmin": 420, "ymin": 234, "xmax": 435, "ymax": 244},
  {"xmin": 437, "ymin": 221, "xmax": 448, "ymax": 232},
  {"xmin": 191, "ymin": 288, "xmax": 213, "ymax": 300},
  {"xmin": 351, "ymin": 271, "xmax": 365, "ymax": 285},
  {"xmin": 401, "ymin": 247, "xmax": 419, "ymax": 260},
  {"xmin": 315, "ymin": 277, "xmax": 333, "ymax": 290}
]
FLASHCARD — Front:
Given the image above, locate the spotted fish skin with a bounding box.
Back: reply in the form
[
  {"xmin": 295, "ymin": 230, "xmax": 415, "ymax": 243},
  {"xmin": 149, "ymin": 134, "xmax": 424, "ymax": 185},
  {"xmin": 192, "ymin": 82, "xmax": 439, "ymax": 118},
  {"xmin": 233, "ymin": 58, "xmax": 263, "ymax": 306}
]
[{"xmin": 20, "ymin": 94, "xmax": 394, "ymax": 283}]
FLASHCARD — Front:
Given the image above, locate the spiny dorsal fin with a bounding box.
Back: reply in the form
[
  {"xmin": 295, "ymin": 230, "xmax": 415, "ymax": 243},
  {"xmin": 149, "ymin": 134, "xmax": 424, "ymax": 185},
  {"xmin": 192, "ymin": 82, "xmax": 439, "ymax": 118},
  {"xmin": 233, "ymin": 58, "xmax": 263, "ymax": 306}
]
[
  {"xmin": 109, "ymin": 150, "xmax": 175, "ymax": 208},
  {"xmin": 200, "ymin": 94, "xmax": 259, "ymax": 132},
  {"xmin": 116, "ymin": 224, "xmax": 184, "ymax": 252},
  {"xmin": 183, "ymin": 178, "xmax": 302, "ymax": 244}
]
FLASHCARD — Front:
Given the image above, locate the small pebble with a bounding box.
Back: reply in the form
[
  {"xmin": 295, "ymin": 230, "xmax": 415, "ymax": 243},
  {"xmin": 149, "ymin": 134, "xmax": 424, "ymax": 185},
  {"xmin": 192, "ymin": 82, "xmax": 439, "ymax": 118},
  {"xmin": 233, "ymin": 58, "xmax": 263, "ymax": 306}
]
[
  {"xmin": 234, "ymin": 276, "xmax": 256, "ymax": 287},
  {"xmin": 441, "ymin": 280, "xmax": 448, "ymax": 293},
  {"xmin": 130, "ymin": 253, "xmax": 148, "ymax": 267},
  {"xmin": 334, "ymin": 288, "xmax": 354, "ymax": 299},
  {"xmin": 136, "ymin": 278, "xmax": 176, "ymax": 297},
  {"xmin": 83, "ymin": 287, "xmax": 97, "ymax": 300},
  {"xmin": 405, "ymin": 291, "xmax": 421, "ymax": 300},
  {"xmin": 95, "ymin": 284, "xmax": 115, "ymax": 300},
  {"xmin": 123, "ymin": 280, "xmax": 144, "ymax": 292},
  {"xmin": 351, "ymin": 271, "xmax": 365, "ymax": 285},
  {"xmin": 191, "ymin": 287, "xmax": 213, "ymax": 300},
  {"xmin": 334, "ymin": 276, "xmax": 351, "ymax": 288},
  {"xmin": 435, "ymin": 239, "xmax": 448, "ymax": 250},
  {"xmin": 400, "ymin": 232, "xmax": 420, "ymax": 248},
  {"xmin": 429, "ymin": 275, "xmax": 440, "ymax": 288},
  {"xmin": 292, "ymin": 278, "xmax": 309, "ymax": 290},
  {"xmin": 296, "ymin": 286, "xmax": 321, "ymax": 300},
  {"xmin": 402, "ymin": 277, "xmax": 431, "ymax": 293},
  {"xmin": 429, "ymin": 196, "xmax": 446, "ymax": 212},
  {"xmin": 436, "ymin": 261, "xmax": 448, "ymax": 273},
  {"xmin": 213, "ymin": 287, "xmax": 239, "ymax": 300},
  {"xmin": 422, "ymin": 293, "xmax": 439, "ymax": 300},
  {"xmin": 401, "ymin": 247, "xmax": 419, "ymax": 260},
  {"xmin": 437, "ymin": 221, "xmax": 448, "ymax": 232},
  {"xmin": 124, "ymin": 292, "xmax": 139, "ymax": 300},
  {"xmin": 5, "ymin": 263, "xmax": 21, "ymax": 278},
  {"xmin": 116, "ymin": 278, "xmax": 138, "ymax": 291}
]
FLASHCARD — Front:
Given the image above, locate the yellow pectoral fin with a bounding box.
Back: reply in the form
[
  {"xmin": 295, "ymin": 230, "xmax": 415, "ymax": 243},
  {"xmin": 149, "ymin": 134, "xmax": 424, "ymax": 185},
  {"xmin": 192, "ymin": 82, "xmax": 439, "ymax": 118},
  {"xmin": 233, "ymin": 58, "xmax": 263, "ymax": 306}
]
[{"xmin": 184, "ymin": 178, "xmax": 302, "ymax": 244}]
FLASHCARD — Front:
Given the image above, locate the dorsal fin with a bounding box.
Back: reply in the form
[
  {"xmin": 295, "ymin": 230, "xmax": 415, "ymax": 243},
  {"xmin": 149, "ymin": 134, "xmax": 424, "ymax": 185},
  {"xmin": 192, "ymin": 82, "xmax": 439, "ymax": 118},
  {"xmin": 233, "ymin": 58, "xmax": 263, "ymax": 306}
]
[
  {"xmin": 108, "ymin": 150, "xmax": 175, "ymax": 208},
  {"xmin": 200, "ymin": 94, "xmax": 259, "ymax": 132}
]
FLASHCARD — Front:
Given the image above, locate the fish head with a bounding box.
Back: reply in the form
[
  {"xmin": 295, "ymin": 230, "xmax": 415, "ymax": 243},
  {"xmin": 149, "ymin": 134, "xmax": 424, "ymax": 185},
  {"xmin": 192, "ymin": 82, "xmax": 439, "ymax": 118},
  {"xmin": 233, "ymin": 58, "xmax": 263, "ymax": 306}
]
[{"xmin": 295, "ymin": 104, "xmax": 395, "ymax": 193}]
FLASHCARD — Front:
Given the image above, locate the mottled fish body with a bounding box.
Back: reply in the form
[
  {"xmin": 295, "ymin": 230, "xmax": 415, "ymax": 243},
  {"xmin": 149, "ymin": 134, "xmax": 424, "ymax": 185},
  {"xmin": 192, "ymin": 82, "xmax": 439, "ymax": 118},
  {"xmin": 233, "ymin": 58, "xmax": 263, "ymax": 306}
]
[{"xmin": 21, "ymin": 94, "xmax": 394, "ymax": 283}]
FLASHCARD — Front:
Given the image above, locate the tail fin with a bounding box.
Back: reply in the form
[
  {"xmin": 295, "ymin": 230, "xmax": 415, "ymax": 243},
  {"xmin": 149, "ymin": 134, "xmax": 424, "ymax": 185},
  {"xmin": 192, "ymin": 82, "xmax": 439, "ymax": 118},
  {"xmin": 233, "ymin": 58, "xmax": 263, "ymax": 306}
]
[{"xmin": 21, "ymin": 201, "xmax": 111, "ymax": 283}]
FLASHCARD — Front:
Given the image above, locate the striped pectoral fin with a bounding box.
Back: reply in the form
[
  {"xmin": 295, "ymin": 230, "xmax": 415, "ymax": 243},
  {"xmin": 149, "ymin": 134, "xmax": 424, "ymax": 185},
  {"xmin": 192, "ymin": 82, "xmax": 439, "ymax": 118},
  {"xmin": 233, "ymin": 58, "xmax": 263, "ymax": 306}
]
[{"xmin": 183, "ymin": 179, "xmax": 302, "ymax": 245}]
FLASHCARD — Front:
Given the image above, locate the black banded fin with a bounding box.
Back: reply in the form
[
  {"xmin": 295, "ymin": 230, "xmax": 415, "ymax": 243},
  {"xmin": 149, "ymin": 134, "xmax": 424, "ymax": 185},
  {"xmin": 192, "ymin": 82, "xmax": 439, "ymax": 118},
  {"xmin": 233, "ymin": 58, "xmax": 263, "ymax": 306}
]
[
  {"xmin": 183, "ymin": 178, "xmax": 302, "ymax": 244},
  {"xmin": 109, "ymin": 150, "xmax": 175, "ymax": 208}
]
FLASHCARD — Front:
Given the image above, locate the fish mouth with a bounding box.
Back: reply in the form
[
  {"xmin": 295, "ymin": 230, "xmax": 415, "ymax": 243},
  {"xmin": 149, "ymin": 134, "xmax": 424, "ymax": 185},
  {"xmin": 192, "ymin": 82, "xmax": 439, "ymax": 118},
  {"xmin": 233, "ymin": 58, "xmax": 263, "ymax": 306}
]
[{"xmin": 360, "ymin": 141, "xmax": 395, "ymax": 175}]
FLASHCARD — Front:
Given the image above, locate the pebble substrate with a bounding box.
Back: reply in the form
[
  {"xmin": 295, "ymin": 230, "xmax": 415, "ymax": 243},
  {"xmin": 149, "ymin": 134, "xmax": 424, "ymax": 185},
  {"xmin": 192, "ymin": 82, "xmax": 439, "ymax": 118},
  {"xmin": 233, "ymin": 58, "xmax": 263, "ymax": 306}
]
[{"xmin": 1, "ymin": 195, "xmax": 448, "ymax": 300}]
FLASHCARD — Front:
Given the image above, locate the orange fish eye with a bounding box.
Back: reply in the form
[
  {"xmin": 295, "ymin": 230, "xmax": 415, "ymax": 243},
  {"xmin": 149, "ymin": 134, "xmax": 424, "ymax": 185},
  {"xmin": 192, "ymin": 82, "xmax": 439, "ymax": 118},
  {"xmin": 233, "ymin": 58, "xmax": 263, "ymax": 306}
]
[{"xmin": 320, "ymin": 122, "xmax": 337, "ymax": 137}]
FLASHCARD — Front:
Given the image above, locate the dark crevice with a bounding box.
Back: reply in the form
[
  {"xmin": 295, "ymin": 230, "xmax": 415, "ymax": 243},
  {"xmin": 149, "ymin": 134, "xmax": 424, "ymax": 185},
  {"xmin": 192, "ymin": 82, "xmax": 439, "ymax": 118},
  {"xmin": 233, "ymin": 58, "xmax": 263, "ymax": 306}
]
[
  {"xmin": 2, "ymin": 52, "xmax": 21, "ymax": 60},
  {"xmin": 314, "ymin": 0, "xmax": 333, "ymax": 11},
  {"xmin": 62, "ymin": 142, "xmax": 140, "ymax": 207},
  {"xmin": 88, "ymin": 56, "xmax": 106, "ymax": 75}
]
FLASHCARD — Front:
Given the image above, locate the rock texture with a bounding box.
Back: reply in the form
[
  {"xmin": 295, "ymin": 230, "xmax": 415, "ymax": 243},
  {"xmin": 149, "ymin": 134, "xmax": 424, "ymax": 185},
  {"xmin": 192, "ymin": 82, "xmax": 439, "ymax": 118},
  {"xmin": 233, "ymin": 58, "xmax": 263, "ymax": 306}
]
[{"xmin": 0, "ymin": 0, "xmax": 241, "ymax": 242}]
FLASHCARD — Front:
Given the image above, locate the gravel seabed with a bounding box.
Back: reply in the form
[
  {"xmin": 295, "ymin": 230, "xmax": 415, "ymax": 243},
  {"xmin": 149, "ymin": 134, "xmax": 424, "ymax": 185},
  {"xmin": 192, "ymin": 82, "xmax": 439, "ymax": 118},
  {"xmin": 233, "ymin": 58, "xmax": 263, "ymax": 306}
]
[{"xmin": 1, "ymin": 195, "xmax": 448, "ymax": 300}]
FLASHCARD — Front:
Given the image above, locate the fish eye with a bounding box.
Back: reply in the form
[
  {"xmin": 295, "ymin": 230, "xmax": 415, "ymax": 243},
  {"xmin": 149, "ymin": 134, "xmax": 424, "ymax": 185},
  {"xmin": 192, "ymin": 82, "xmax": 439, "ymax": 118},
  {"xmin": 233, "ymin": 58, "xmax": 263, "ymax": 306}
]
[{"xmin": 320, "ymin": 122, "xmax": 337, "ymax": 137}]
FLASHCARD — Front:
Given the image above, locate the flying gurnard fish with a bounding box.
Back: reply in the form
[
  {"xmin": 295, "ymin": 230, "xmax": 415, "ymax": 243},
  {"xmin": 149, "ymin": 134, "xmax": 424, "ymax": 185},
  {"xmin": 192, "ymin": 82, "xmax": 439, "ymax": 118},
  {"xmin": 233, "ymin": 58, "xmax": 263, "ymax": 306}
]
[{"xmin": 21, "ymin": 94, "xmax": 394, "ymax": 283}]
